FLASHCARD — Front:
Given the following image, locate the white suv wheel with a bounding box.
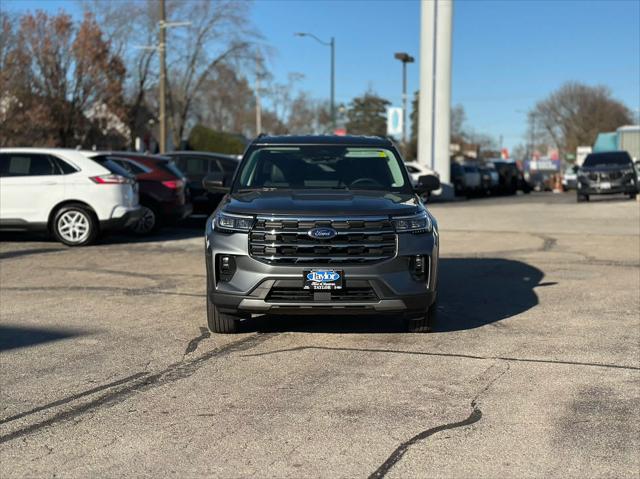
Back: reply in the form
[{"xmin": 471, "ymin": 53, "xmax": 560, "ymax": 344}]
[{"xmin": 53, "ymin": 206, "xmax": 97, "ymax": 246}]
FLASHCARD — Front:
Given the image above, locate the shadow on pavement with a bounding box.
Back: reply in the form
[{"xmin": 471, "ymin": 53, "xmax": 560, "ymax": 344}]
[
  {"xmin": 242, "ymin": 257, "xmax": 546, "ymax": 334},
  {"xmin": 0, "ymin": 325, "xmax": 81, "ymax": 352},
  {"xmin": 433, "ymin": 257, "xmax": 545, "ymax": 332},
  {"xmin": 0, "ymin": 216, "xmax": 208, "ymax": 248}
]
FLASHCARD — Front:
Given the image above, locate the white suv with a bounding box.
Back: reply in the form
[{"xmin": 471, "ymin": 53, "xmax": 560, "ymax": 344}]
[{"xmin": 0, "ymin": 148, "xmax": 142, "ymax": 246}]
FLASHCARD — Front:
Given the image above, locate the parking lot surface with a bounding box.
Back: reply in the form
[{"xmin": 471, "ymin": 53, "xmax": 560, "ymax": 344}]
[{"xmin": 1, "ymin": 193, "xmax": 639, "ymax": 478}]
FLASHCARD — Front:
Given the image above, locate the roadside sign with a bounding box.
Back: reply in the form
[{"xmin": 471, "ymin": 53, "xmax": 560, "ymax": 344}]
[{"xmin": 387, "ymin": 107, "xmax": 403, "ymax": 136}]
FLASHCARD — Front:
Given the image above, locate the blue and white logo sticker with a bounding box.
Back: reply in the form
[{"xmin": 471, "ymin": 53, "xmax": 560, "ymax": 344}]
[
  {"xmin": 307, "ymin": 271, "xmax": 341, "ymax": 283},
  {"xmin": 308, "ymin": 227, "xmax": 338, "ymax": 240}
]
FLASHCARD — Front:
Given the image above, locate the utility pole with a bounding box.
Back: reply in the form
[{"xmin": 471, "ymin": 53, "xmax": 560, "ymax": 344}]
[
  {"xmin": 136, "ymin": 7, "xmax": 188, "ymax": 153},
  {"xmin": 158, "ymin": 0, "xmax": 167, "ymax": 153},
  {"xmin": 394, "ymin": 52, "xmax": 415, "ymax": 145}
]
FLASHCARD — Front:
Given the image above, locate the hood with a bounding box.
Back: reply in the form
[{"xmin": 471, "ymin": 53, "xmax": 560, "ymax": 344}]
[{"xmin": 222, "ymin": 189, "xmax": 421, "ymax": 217}]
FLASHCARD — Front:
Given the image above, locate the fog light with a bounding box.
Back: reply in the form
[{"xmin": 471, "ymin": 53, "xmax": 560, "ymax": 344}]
[
  {"xmin": 409, "ymin": 255, "xmax": 428, "ymax": 281},
  {"xmin": 217, "ymin": 255, "xmax": 236, "ymax": 282}
]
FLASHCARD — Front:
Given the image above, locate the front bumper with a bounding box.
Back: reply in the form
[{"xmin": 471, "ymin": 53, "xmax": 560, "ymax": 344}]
[
  {"xmin": 206, "ymin": 229, "xmax": 439, "ymax": 317},
  {"xmin": 578, "ymin": 181, "xmax": 637, "ymax": 195}
]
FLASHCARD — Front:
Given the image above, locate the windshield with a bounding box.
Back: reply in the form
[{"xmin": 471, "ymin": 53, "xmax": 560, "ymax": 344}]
[
  {"xmin": 583, "ymin": 152, "xmax": 631, "ymax": 167},
  {"xmin": 234, "ymin": 146, "xmax": 410, "ymax": 191}
]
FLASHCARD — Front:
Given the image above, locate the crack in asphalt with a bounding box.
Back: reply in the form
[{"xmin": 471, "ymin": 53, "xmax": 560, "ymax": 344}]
[
  {"xmin": 184, "ymin": 327, "xmax": 211, "ymax": 355},
  {"xmin": 0, "ymin": 333, "xmax": 276, "ymax": 444},
  {"xmin": 0, "ymin": 372, "xmax": 148, "ymax": 426},
  {"xmin": 368, "ymin": 363, "xmax": 510, "ymax": 478},
  {"xmin": 244, "ymin": 346, "xmax": 640, "ymax": 371},
  {"xmin": 368, "ymin": 407, "xmax": 483, "ymax": 479}
]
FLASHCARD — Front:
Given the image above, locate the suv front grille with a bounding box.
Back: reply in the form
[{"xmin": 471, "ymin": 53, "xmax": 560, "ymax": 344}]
[
  {"xmin": 266, "ymin": 286, "xmax": 378, "ymax": 303},
  {"xmin": 588, "ymin": 171, "xmax": 623, "ymax": 181},
  {"xmin": 249, "ymin": 217, "xmax": 397, "ymax": 265}
]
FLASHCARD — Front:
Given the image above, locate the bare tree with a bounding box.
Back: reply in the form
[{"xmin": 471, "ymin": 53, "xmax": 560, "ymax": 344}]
[
  {"xmin": 530, "ymin": 82, "xmax": 632, "ymax": 155},
  {"xmin": 194, "ymin": 62, "xmax": 256, "ymax": 137},
  {"xmin": 1, "ymin": 11, "xmax": 125, "ymax": 147},
  {"xmin": 164, "ymin": 0, "xmax": 258, "ymax": 147},
  {"xmin": 287, "ymin": 91, "xmax": 332, "ymax": 134},
  {"xmin": 80, "ymin": 0, "xmax": 159, "ymax": 148}
]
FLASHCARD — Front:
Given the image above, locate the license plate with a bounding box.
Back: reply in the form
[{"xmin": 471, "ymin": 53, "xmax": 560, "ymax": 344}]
[
  {"xmin": 599, "ymin": 182, "xmax": 611, "ymax": 189},
  {"xmin": 304, "ymin": 270, "xmax": 343, "ymax": 290}
]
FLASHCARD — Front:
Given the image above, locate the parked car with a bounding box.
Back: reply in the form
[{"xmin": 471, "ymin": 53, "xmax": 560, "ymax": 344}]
[
  {"xmin": 562, "ymin": 165, "xmax": 579, "ymax": 191},
  {"xmin": 0, "ymin": 148, "xmax": 141, "ymax": 246},
  {"xmin": 83, "ymin": 152, "xmax": 192, "ymax": 234},
  {"xmin": 450, "ymin": 162, "xmax": 466, "ymax": 196},
  {"xmin": 203, "ymin": 135, "xmax": 441, "ymax": 333},
  {"xmin": 450, "ymin": 163, "xmax": 481, "ymax": 197},
  {"xmin": 404, "ymin": 161, "xmax": 438, "ymax": 186},
  {"xmin": 465, "ymin": 164, "xmax": 483, "ymax": 196},
  {"xmin": 164, "ymin": 151, "xmax": 240, "ymax": 214},
  {"xmin": 478, "ymin": 163, "xmax": 499, "ymax": 195},
  {"xmin": 577, "ymin": 151, "xmax": 638, "ymax": 202},
  {"xmin": 491, "ymin": 160, "xmax": 520, "ymax": 195}
]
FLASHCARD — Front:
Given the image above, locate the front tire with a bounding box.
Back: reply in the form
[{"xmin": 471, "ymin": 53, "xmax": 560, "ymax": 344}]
[
  {"xmin": 406, "ymin": 298, "xmax": 437, "ymax": 333},
  {"xmin": 577, "ymin": 193, "xmax": 589, "ymax": 202},
  {"xmin": 205, "ymin": 264, "xmax": 241, "ymax": 333},
  {"xmin": 52, "ymin": 204, "xmax": 98, "ymax": 246},
  {"xmin": 629, "ymin": 193, "xmax": 637, "ymax": 200}
]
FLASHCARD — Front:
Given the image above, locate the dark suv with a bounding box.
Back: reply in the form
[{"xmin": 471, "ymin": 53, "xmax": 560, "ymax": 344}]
[
  {"xmin": 165, "ymin": 151, "xmax": 240, "ymax": 214},
  {"xmin": 89, "ymin": 152, "xmax": 192, "ymax": 234},
  {"xmin": 577, "ymin": 151, "xmax": 638, "ymax": 202},
  {"xmin": 203, "ymin": 135, "xmax": 441, "ymax": 333}
]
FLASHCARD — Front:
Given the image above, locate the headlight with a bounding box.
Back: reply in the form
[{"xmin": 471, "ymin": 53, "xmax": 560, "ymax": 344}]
[
  {"xmin": 392, "ymin": 211, "xmax": 433, "ymax": 233},
  {"xmin": 214, "ymin": 212, "xmax": 254, "ymax": 232}
]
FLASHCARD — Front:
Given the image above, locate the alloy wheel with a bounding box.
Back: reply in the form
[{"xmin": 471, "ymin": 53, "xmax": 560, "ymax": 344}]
[{"xmin": 57, "ymin": 210, "xmax": 90, "ymax": 244}]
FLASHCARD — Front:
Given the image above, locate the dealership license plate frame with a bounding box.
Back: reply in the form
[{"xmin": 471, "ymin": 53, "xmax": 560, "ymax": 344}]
[{"xmin": 303, "ymin": 270, "xmax": 344, "ymax": 290}]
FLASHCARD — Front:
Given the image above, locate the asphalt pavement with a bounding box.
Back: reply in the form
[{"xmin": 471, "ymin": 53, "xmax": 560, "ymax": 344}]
[{"xmin": 1, "ymin": 192, "xmax": 639, "ymax": 478}]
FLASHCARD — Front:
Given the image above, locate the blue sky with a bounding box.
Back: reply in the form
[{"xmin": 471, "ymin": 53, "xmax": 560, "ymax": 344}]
[{"xmin": 3, "ymin": 0, "xmax": 640, "ymax": 150}]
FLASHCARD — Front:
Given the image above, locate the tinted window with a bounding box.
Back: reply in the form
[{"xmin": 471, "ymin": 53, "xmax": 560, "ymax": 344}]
[
  {"xmin": 181, "ymin": 156, "xmax": 209, "ymax": 175},
  {"xmin": 583, "ymin": 152, "xmax": 632, "ymax": 167},
  {"xmin": 406, "ymin": 165, "xmax": 420, "ymax": 173},
  {"xmin": 159, "ymin": 160, "xmax": 186, "ymax": 178},
  {"xmin": 116, "ymin": 159, "xmax": 148, "ymax": 175},
  {"xmin": 90, "ymin": 156, "xmax": 134, "ymax": 178},
  {"xmin": 52, "ymin": 156, "xmax": 78, "ymax": 174},
  {"xmin": 218, "ymin": 158, "xmax": 239, "ymax": 174},
  {"xmin": 236, "ymin": 146, "xmax": 408, "ymax": 191},
  {"xmin": 0, "ymin": 153, "xmax": 60, "ymax": 177}
]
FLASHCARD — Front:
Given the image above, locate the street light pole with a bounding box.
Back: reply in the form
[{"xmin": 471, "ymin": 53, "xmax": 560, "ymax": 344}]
[
  {"xmin": 394, "ymin": 52, "xmax": 415, "ymax": 145},
  {"xmin": 295, "ymin": 32, "xmax": 336, "ymax": 132}
]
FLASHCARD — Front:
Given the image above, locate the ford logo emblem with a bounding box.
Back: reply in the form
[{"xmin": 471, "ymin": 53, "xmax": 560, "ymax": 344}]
[{"xmin": 308, "ymin": 227, "xmax": 337, "ymax": 240}]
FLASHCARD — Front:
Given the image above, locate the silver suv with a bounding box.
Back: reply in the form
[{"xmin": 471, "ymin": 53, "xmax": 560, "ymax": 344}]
[{"xmin": 204, "ymin": 136, "xmax": 441, "ymax": 333}]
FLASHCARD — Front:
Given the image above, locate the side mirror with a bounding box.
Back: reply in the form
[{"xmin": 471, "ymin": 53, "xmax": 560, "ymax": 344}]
[
  {"xmin": 415, "ymin": 174, "xmax": 440, "ymax": 193},
  {"xmin": 202, "ymin": 172, "xmax": 230, "ymax": 193}
]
